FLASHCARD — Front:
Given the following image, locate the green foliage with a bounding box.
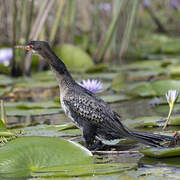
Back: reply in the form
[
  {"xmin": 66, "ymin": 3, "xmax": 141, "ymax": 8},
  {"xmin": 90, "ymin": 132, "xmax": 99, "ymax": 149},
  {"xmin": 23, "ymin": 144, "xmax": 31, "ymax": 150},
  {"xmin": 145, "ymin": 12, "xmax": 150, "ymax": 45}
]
[
  {"xmin": 54, "ymin": 44, "xmax": 94, "ymax": 68},
  {"xmin": 141, "ymin": 147, "xmax": 180, "ymax": 158},
  {"xmin": 0, "ymin": 136, "xmax": 93, "ymax": 178}
]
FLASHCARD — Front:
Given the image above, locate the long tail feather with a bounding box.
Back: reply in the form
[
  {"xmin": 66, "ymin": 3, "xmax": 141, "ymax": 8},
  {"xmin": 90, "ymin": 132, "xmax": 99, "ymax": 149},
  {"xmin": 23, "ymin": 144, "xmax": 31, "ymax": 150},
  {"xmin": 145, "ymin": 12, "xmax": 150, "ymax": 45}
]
[{"xmin": 130, "ymin": 130, "xmax": 176, "ymax": 147}]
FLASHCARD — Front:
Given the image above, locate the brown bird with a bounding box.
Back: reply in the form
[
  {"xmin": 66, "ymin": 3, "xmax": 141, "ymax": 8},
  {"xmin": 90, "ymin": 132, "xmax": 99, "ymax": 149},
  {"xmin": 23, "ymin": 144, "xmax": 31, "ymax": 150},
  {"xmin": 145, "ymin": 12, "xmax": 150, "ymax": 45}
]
[{"xmin": 16, "ymin": 41, "xmax": 176, "ymax": 150}]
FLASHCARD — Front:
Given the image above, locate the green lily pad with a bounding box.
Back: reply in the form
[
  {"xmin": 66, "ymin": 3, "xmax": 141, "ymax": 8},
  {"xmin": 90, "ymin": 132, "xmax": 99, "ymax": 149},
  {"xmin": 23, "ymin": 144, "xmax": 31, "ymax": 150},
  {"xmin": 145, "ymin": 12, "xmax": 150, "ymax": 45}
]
[
  {"xmin": 152, "ymin": 80, "xmax": 180, "ymax": 96},
  {"xmin": 126, "ymin": 166, "xmax": 180, "ymax": 179},
  {"xmin": 170, "ymin": 64, "xmax": 180, "ymax": 78},
  {"xmin": 4, "ymin": 101, "xmax": 62, "ymax": 116},
  {"xmin": 0, "ymin": 75, "xmax": 13, "ymax": 87},
  {"xmin": 122, "ymin": 60, "xmax": 162, "ymax": 70},
  {"xmin": 101, "ymin": 94, "xmax": 131, "ymax": 103},
  {"xmin": 0, "ymin": 136, "xmax": 93, "ymax": 178},
  {"xmin": 54, "ymin": 44, "xmax": 94, "ymax": 68},
  {"xmin": 161, "ymin": 40, "xmax": 180, "ymax": 54},
  {"xmin": 6, "ymin": 101, "xmax": 60, "ymax": 110},
  {"xmin": 85, "ymin": 72, "xmax": 119, "ymax": 80},
  {"xmin": 126, "ymin": 116, "xmax": 162, "ymax": 128},
  {"xmin": 170, "ymin": 116, "xmax": 180, "ymax": 126},
  {"xmin": 0, "ymin": 86, "xmax": 12, "ymax": 97},
  {"xmin": 15, "ymin": 77, "xmax": 58, "ymax": 88},
  {"xmin": 6, "ymin": 107, "xmax": 62, "ymax": 116},
  {"xmin": 32, "ymin": 163, "xmax": 136, "ymax": 177},
  {"xmin": 85, "ymin": 64, "xmax": 108, "ymax": 73},
  {"xmin": 127, "ymin": 82, "xmax": 156, "ymax": 97},
  {"xmin": 141, "ymin": 146, "xmax": 180, "ymax": 158},
  {"xmin": 111, "ymin": 73, "xmax": 127, "ymax": 92},
  {"xmin": 128, "ymin": 67, "xmax": 166, "ymax": 81},
  {"xmin": 23, "ymin": 123, "xmax": 81, "ymax": 137}
]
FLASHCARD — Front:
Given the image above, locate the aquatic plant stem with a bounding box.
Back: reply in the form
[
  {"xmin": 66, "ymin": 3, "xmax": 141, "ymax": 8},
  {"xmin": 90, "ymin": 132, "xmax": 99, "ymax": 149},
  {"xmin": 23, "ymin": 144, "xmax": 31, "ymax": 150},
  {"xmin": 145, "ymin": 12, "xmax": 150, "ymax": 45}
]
[
  {"xmin": 50, "ymin": 0, "xmax": 66, "ymax": 43},
  {"xmin": 1, "ymin": 100, "xmax": 7, "ymax": 125},
  {"xmin": 11, "ymin": 0, "xmax": 17, "ymax": 76},
  {"xmin": 96, "ymin": 0, "xmax": 125, "ymax": 62},
  {"xmin": 119, "ymin": 0, "xmax": 139, "ymax": 58},
  {"xmin": 163, "ymin": 105, "xmax": 173, "ymax": 130}
]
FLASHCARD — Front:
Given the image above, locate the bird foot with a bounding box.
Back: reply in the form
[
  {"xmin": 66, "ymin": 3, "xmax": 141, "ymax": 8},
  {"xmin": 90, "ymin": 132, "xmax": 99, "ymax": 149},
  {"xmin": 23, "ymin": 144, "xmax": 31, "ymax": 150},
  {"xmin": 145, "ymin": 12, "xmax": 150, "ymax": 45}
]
[
  {"xmin": 86, "ymin": 140, "xmax": 104, "ymax": 151},
  {"xmin": 168, "ymin": 131, "xmax": 179, "ymax": 147}
]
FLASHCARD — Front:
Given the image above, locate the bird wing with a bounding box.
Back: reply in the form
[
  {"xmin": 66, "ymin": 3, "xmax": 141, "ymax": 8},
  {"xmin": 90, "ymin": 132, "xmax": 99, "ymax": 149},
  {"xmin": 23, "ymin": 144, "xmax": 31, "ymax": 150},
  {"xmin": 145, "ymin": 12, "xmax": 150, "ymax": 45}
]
[{"xmin": 63, "ymin": 89, "xmax": 132, "ymax": 137}]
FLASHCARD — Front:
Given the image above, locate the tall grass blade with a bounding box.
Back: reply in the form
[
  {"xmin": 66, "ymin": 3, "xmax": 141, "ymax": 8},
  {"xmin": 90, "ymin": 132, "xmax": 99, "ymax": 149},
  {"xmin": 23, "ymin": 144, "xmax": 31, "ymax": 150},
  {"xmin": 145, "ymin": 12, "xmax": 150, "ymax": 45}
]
[
  {"xmin": 50, "ymin": 0, "xmax": 66, "ymax": 43},
  {"xmin": 119, "ymin": 0, "xmax": 139, "ymax": 58},
  {"xmin": 96, "ymin": 0, "xmax": 125, "ymax": 62}
]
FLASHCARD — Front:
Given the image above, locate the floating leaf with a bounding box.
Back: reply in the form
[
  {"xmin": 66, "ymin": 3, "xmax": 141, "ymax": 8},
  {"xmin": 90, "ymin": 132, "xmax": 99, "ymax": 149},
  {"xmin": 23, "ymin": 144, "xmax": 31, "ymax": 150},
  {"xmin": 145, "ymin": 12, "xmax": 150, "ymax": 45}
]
[
  {"xmin": 54, "ymin": 44, "xmax": 94, "ymax": 68},
  {"xmin": 32, "ymin": 163, "xmax": 136, "ymax": 177},
  {"xmin": 122, "ymin": 60, "xmax": 162, "ymax": 70},
  {"xmin": 0, "ymin": 75, "xmax": 13, "ymax": 87},
  {"xmin": 101, "ymin": 94, "xmax": 131, "ymax": 103},
  {"xmin": 170, "ymin": 64, "xmax": 180, "ymax": 78},
  {"xmin": 85, "ymin": 64, "xmax": 108, "ymax": 73},
  {"xmin": 141, "ymin": 146, "xmax": 180, "ymax": 158},
  {"xmin": 126, "ymin": 116, "xmax": 162, "ymax": 128},
  {"xmin": 170, "ymin": 116, "xmax": 180, "ymax": 126},
  {"xmin": 23, "ymin": 123, "xmax": 80, "ymax": 137},
  {"xmin": 111, "ymin": 73, "xmax": 127, "ymax": 92},
  {"xmin": 127, "ymin": 82, "xmax": 156, "ymax": 97},
  {"xmin": 152, "ymin": 80, "xmax": 180, "ymax": 96},
  {"xmin": 0, "ymin": 136, "xmax": 93, "ymax": 178},
  {"xmin": 4, "ymin": 101, "xmax": 62, "ymax": 116},
  {"xmin": 128, "ymin": 67, "xmax": 166, "ymax": 81}
]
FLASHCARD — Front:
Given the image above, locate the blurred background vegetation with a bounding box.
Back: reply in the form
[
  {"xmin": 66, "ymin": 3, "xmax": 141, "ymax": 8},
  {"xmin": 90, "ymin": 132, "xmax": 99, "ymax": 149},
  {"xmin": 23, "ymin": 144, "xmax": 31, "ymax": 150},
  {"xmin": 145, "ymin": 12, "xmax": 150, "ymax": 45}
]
[{"xmin": 0, "ymin": 0, "xmax": 180, "ymax": 76}]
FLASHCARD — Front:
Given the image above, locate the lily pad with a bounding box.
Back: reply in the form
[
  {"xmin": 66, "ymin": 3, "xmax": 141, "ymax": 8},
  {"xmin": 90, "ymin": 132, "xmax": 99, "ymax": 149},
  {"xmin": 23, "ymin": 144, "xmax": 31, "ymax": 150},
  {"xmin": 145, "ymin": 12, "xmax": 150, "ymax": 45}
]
[
  {"xmin": 125, "ymin": 116, "xmax": 162, "ymax": 128},
  {"xmin": 127, "ymin": 82, "xmax": 156, "ymax": 97},
  {"xmin": 170, "ymin": 64, "xmax": 180, "ymax": 78},
  {"xmin": 85, "ymin": 64, "xmax": 108, "ymax": 73},
  {"xmin": 101, "ymin": 94, "xmax": 131, "ymax": 103},
  {"xmin": 111, "ymin": 74, "xmax": 127, "ymax": 92},
  {"xmin": 170, "ymin": 116, "xmax": 180, "ymax": 126},
  {"xmin": 0, "ymin": 136, "xmax": 93, "ymax": 178},
  {"xmin": 0, "ymin": 75, "xmax": 13, "ymax": 87},
  {"xmin": 54, "ymin": 44, "xmax": 94, "ymax": 68},
  {"xmin": 128, "ymin": 67, "xmax": 166, "ymax": 81},
  {"xmin": 122, "ymin": 60, "xmax": 162, "ymax": 70},
  {"xmin": 5, "ymin": 101, "xmax": 60, "ymax": 110},
  {"xmin": 23, "ymin": 123, "xmax": 81, "ymax": 137},
  {"xmin": 32, "ymin": 163, "xmax": 136, "ymax": 177},
  {"xmin": 152, "ymin": 79, "xmax": 180, "ymax": 96},
  {"xmin": 4, "ymin": 101, "xmax": 62, "ymax": 116},
  {"xmin": 141, "ymin": 146, "xmax": 180, "ymax": 158}
]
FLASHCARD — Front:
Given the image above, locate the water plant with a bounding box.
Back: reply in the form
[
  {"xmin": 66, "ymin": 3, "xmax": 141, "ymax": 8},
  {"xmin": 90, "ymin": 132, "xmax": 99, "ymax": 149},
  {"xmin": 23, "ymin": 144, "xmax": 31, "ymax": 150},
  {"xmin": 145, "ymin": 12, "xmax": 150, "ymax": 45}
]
[
  {"xmin": 163, "ymin": 90, "xmax": 179, "ymax": 130},
  {"xmin": 0, "ymin": 48, "xmax": 12, "ymax": 66},
  {"xmin": 78, "ymin": 79, "xmax": 103, "ymax": 93}
]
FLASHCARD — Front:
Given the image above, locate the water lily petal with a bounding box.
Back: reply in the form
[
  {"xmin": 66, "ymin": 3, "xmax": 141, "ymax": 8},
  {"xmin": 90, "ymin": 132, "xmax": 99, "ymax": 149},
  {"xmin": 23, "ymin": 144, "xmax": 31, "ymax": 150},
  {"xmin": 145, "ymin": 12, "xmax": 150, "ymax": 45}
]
[{"xmin": 78, "ymin": 79, "xmax": 103, "ymax": 93}]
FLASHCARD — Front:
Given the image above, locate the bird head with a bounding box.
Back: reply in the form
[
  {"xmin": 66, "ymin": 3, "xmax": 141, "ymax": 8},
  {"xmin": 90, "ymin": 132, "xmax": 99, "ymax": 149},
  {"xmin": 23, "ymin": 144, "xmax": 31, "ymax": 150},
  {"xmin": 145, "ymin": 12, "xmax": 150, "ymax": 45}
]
[{"xmin": 15, "ymin": 41, "xmax": 50, "ymax": 55}]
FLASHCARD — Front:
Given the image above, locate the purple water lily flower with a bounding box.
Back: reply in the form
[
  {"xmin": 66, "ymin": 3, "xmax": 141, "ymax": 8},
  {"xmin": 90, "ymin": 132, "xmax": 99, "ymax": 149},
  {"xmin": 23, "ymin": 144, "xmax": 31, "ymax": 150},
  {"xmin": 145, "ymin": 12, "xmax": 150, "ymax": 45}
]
[
  {"xmin": 0, "ymin": 48, "xmax": 13, "ymax": 66},
  {"xmin": 99, "ymin": 3, "xmax": 111, "ymax": 12},
  {"xmin": 166, "ymin": 89, "xmax": 178, "ymax": 105},
  {"xmin": 78, "ymin": 79, "xmax": 103, "ymax": 93},
  {"xmin": 171, "ymin": 0, "xmax": 180, "ymax": 9},
  {"xmin": 163, "ymin": 89, "xmax": 179, "ymax": 130},
  {"xmin": 142, "ymin": 0, "xmax": 151, "ymax": 8}
]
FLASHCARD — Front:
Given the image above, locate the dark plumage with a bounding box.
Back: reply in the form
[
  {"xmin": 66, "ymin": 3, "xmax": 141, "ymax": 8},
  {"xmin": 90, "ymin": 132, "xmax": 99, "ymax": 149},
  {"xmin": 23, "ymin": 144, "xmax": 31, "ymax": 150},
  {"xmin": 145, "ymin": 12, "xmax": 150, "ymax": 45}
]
[{"xmin": 16, "ymin": 41, "xmax": 177, "ymax": 149}]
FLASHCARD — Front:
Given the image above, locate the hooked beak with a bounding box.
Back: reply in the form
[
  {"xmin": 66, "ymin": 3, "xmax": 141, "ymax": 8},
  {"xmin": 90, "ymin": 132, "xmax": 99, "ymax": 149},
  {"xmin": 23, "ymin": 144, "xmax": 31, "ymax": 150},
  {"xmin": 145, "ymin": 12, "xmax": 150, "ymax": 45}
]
[{"xmin": 15, "ymin": 45, "xmax": 32, "ymax": 51}]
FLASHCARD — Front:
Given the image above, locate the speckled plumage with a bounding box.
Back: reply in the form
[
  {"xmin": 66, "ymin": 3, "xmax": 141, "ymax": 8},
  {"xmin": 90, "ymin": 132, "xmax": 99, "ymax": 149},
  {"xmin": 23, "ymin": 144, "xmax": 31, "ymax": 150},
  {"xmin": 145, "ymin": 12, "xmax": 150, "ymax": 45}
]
[{"xmin": 23, "ymin": 41, "xmax": 177, "ymax": 149}]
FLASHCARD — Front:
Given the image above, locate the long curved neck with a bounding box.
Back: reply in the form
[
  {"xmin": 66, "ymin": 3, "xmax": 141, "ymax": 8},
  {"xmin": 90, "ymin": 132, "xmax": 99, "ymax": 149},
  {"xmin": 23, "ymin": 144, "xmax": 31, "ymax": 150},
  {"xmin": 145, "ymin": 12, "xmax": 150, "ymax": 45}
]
[{"xmin": 40, "ymin": 46, "xmax": 75, "ymax": 87}]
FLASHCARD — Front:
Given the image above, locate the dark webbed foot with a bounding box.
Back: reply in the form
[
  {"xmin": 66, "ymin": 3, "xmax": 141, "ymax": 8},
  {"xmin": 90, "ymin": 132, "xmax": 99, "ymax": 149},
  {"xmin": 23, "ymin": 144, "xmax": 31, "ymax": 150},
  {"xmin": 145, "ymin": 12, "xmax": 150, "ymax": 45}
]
[{"xmin": 86, "ymin": 140, "xmax": 104, "ymax": 150}]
